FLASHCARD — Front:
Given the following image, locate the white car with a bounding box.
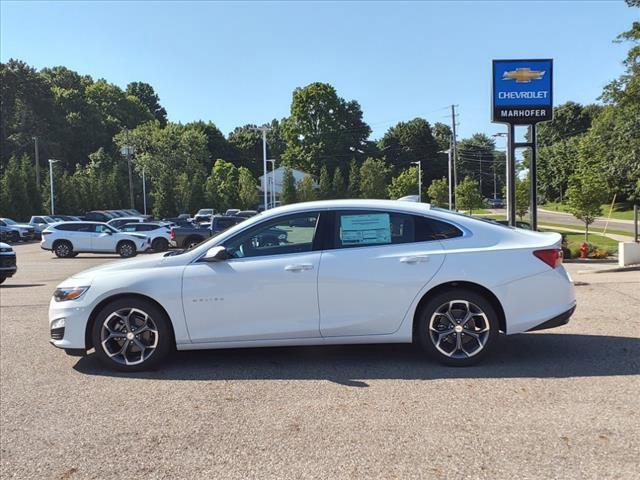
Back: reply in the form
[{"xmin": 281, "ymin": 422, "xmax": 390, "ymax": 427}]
[
  {"xmin": 41, "ymin": 221, "xmax": 151, "ymax": 258},
  {"xmin": 118, "ymin": 223, "xmax": 172, "ymax": 252},
  {"xmin": 106, "ymin": 217, "xmax": 146, "ymax": 229},
  {"xmin": 48, "ymin": 200, "xmax": 576, "ymax": 371}
]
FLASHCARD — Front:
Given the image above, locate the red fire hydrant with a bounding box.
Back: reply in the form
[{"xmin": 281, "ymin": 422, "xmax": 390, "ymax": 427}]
[{"xmin": 580, "ymin": 242, "xmax": 588, "ymax": 258}]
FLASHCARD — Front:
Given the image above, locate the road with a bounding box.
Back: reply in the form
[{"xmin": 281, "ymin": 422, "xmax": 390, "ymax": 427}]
[
  {"xmin": 1, "ymin": 243, "xmax": 639, "ymax": 479},
  {"xmin": 489, "ymin": 208, "xmax": 636, "ymax": 235}
]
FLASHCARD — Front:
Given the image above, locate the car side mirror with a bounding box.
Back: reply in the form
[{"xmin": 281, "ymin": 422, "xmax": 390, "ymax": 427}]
[{"xmin": 202, "ymin": 246, "xmax": 230, "ymax": 262}]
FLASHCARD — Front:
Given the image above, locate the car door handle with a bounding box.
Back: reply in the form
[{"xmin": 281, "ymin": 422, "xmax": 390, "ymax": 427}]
[
  {"xmin": 284, "ymin": 264, "xmax": 314, "ymax": 272},
  {"xmin": 399, "ymin": 256, "xmax": 429, "ymax": 264}
]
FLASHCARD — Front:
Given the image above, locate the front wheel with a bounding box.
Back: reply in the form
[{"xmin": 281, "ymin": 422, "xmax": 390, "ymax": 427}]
[
  {"xmin": 416, "ymin": 289, "xmax": 498, "ymax": 366},
  {"xmin": 117, "ymin": 241, "xmax": 137, "ymax": 258},
  {"xmin": 151, "ymin": 237, "xmax": 169, "ymax": 252},
  {"xmin": 92, "ymin": 298, "xmax": 173, "ymax": 371}
]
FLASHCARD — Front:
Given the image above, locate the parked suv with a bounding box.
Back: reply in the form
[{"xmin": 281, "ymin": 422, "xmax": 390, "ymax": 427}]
[
  {"xmin": 29, "ymin": 215, "xmax": 57, "ymax": 238},
  {"xmin": 119, "ymin": 223, "xmax": 171, "ymax": 252},
  {"xmin": 0, "ymin": 242, "xmax": 17, "ymax": 284},
  {"xmin": 193, "ymin": 209, "xmax": 214, "ymax": 223},
  {"xmin": 0, "ymin": 218, "xmax": 35, "ymax": 241},
  {"xmin": 41, "ymin": 222, "xmax": 151, "ymax": 258}
]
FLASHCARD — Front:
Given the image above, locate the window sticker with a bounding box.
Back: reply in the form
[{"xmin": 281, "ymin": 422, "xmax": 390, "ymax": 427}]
[{"xmin": 340, "ymin": 213, "xmax": 391, "ymax": 245}]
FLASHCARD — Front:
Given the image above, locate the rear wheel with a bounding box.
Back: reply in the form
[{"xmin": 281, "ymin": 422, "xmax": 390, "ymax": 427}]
[
  {"xmin": 184, "ymin": 236, "xmax": 203, "ymax": 249},
  {"xmin": 416, "ymin": 289, "xmax": 498, "ymax": 366},
  {"xmin": 91, "ymin": 298, "xmax": 173, "ymax": 371},
  {"xmin": 53, "ymin": 240, "xmax": 73, "ymax": 258},
  {"xmin": 117, "ymin": 241, "xmax": 137, "ymax": 258},
  {"xmin": 151, "ymin": 237, "xmax": 169, "ymax": 252}
]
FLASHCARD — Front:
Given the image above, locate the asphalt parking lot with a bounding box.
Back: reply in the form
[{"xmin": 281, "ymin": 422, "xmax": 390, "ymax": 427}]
[{"xmin": 1, "ymin": 243, "xmax": 639, "ymax": 479}]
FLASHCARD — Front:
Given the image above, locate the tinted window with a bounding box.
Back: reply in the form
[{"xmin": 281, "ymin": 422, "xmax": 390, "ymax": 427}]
[
  {"xmin": 334, "ymin": 211, "xmax": 415, "ymax": 248},
  {"xmin": 95, "ymin": 224, "xmax": 117, "ymax": 233},
  {"xmin": 56, "ymin": 223, "xmax": 94, "ymax": 232},
  {"xmin": 224, "ymin": 212, "xmax": 319, "ymax": 259},
  {"xmin": 416, "ymin": 217, "xmax": 463, "ymax": 241}
]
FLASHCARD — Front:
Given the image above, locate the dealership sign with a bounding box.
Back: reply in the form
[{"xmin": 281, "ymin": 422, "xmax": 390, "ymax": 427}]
[{"xmin": 492, "ymin": 59, "xmax": 553, "ymax": 124}]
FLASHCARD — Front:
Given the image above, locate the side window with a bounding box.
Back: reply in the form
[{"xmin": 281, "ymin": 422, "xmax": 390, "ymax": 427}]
[
  {"xmin": 335, "ymin": 211, "xmax": 415, "ymax": 248},
  {"xmin": 94, "ymin": 224, "xmax": 114, "ymax": 233},
  {"xmin": 56, "ymin": 224, "xmax": 78, "ymax": 232},
  {"xmin": 224, "ymin": 212, "xmax": 319, "ymax": 259},
  {"xmin": 415, "ymin": 217, "xmax": 463, "ymax": 241}
]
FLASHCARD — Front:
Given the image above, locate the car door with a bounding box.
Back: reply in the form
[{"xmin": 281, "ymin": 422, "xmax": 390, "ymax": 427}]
[
  {"xmin": 91, "ymin": 224, "xmax": 118, "ymax": 251},
  {"xmin": 317, "ymin": 210, "xmax": 447, "ymax": 337},
  {"xmin": 182, "ymin": 211, "xmax": 322, "ymax": 343}
]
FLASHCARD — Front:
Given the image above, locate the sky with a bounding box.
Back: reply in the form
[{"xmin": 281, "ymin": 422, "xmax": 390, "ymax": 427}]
[{"xmin": 1, "ymin": 1, "xmax": 637, "ymax": 143}]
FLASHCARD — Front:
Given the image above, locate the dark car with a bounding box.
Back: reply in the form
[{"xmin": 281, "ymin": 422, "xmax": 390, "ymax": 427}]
[
  {"xmin": 170, "ymin": 215, "xmax": 245, "ymax": 249},
  {"xmin": 0, "ymin": 226, "xmax": 20, "ymax": 243},
  {"xmin": 486, "ymin": 198, "xmax": 505, "ymax": 209},
  {"xmin": 84, "ymin": 211, "xmax": 117, "ymax": 222},
  {"xmin": 0, "ymin": 243, "xmax": 17, "ymax": 284}
]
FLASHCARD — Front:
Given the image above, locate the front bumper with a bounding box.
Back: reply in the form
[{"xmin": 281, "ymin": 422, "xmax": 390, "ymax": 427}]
[
  {"xmin": 48, "ymin": 296, "xmax": 91, "ymax": 351},
  {"xmin": 0, "ymin": 254, "xmax": 17, "ymax": 277}
]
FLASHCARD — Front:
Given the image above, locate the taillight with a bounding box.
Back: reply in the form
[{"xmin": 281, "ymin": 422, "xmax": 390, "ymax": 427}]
[
  {"xmin": 170, "ymin": 229, "xmax": 175, "ymax": 239},
  {"xmin": 42, "ymin": 231, "xmax": 52, "ymax": 236},
  {"xmin": 533, "ymin": 249, "xmax": 563, "ymax": 268}
]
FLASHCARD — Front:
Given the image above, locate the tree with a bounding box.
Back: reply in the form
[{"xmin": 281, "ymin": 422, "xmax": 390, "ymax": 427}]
[
  {"xmin": 0, "ymin": 157, "xmax": 29, "ymax": 219},
  {"xmin": 296, "ymin": 176, "xmax": 316, "ymax": 202},
  {"xmin": 456, "ymin": 133, "xmax": 500, "ymax": 199},
  {"xmin": 238, "ymin": 167, "xmax": 257, "ymax": 209},
  {"xmin": 152, "ymin": 169, "xmax": 175, "ymax": 219},
  {"xmin": 332, "ymin": 166, "xmax": 346, "ymax": 199},
  {"xmin": 206, "ymin": 159, "xmax": 239, "ymax": 212},
  {"xmin": 318, "ymin": 165, "xmax": 332, "ymax": 199},
  {"xmin": 282, "ymin": 82, "xmax": 370, "ymax": 174},
  {"xmin": 388, "ymin": 166, "xmax": 419, "ymax": 200},
  {"xmin": 359, "ymin": 158, "xmax": 389, "ymax": 199},
  {"xmin": 347, "ymin": 159, "xmax": 360, "ymax": 198},
  {"xmin": 515, "ymin": 177, "xmax": 530, "ymax": 220},
  {"xmin": 378, "ymin": 118, "xmax": 444, "ymax": 187},
  {"xmin": 280, "ymin": 168, "xmax": 297, "ymax": 205},
  {"xmin": 566, "ymin": 167, "xmax": 609, "ymax": 242},
  {"xmin": 455, "ymin": 177, "xmax": 483, "ymax": 214},
  {"xmin": 126, "ymin": 82, "xmax": 167, "ymax": 126},
  {"xmin": 427, "ymin": 177, "xmax": 448, "ymax": 208}
]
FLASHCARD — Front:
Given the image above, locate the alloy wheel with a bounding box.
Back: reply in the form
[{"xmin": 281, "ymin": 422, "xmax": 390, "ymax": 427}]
[
  {"xmin": 100, "ymin": 308, "xmax": 159, "ymax": 366},
  {"xmin": 56, "ymin": 243, "xmax": 71, "ymax": 257},
  {"xmin": 429, "ymin": 300, "xmax": 490, "ymax": 359},
  {"xmin": 120, "ymin": 243, "xmax": 134, "ymax": 257}
]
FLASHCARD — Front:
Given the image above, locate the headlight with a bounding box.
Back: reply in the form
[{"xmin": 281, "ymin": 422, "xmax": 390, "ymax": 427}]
[{"xmin": 53, "ymin": 286, "xmax": 90, "ymax": 302}]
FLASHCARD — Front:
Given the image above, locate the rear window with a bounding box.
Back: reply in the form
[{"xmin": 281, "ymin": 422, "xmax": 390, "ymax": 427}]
[{"xmin": 416, "ymin": 217, "xmax": 464, "ymax": 241}]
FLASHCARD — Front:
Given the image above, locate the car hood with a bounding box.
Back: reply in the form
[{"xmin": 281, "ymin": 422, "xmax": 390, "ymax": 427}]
[
  {"xmin": 68, "ymin": 253, "xmax": 169, "ymax": 283},
  {"xmin": 13, "ymin": 223, "xmax": 33, "ymax": 230}
]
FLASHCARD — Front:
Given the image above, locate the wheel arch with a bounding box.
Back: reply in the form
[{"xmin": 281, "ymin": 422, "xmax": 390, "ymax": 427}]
[
  {"xmin": 412, "ymin": 281, "xmax": 507, "ymax": 339},
  {"xmin": 85, "ymin": 293, "xmax": 176, "ymax": 351},
  {"xmin": 52, "ymin": 238, "xmax": 72, "ymax": 250}
]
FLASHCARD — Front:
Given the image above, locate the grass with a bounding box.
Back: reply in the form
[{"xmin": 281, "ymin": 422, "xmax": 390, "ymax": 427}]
[
  {"xmin": 543, "ymin": 202, "xmax": 636, "ymax": 221},
  {"xmin": 550, "ymin": 231, "xmax": 619, "ymax": 258}
]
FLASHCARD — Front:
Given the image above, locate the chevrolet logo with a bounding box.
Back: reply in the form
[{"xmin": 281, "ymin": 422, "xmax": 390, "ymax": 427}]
[{"xmin": 503, "ymin": 68, "xmax": 545, "ymax": 83}]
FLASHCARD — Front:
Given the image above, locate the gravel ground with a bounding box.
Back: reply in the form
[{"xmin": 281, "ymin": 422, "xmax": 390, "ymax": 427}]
[{"xmin": 1, "ymin": 243, "xmax": 639, "ymax": 480}]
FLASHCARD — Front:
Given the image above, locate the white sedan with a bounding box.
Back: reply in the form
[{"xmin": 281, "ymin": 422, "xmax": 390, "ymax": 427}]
[
  {"xmin": 41, "ymin": 221, "xmax": 151, "ymax": 258},
  {"xmin": 48, "ymin": 200, "xmax": 576, "ymax": 371}
]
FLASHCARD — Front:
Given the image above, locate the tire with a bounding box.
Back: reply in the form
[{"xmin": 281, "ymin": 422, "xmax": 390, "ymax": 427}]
[
  {"xmin": 0, "ymin": 276, "xmax": 5, "ymax": 284},
  {"xmin": 184, "ymin": 236, "xmax": 203, "ymax": 249},
  {"xmin": 416, "ymin": 288, "xmax": 498, "ymax": 366},
  {"xmin": 91, "ymin": 297, "xmax": 173, "ymax": 371},
  {"xmin": 53, "ymin": 240, "xmax": 74, "ymax": 258},
  {"xmin": 10, "ymin": 232, "xmax": 19, "ymax": 243},
  {"xmin": 151, "ymin": 237, "xmax": 169, "ymax": 252},
  {"xmin": 117, "ymin": 240, "xmax": 137, "ymax": 258}
]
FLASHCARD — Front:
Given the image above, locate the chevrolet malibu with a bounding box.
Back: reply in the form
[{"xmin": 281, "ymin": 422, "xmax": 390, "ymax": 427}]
[{"xmin": 49, "ymin": 200, "xmax": 576, "ymax": 371}]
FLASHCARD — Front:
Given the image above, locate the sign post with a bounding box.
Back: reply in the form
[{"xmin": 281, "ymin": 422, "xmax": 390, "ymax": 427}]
[{"xmin": 492, "ymin": 59, "xmax": 553, "ymax": 229}]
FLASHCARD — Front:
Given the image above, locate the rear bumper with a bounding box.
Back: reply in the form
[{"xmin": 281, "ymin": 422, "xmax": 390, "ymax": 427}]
[{"xmin": 526, "ymin": 305, "xmax": 575, "ymax": 332}]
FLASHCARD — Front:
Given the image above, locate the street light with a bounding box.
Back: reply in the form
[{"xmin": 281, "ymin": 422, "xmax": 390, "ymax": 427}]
[
  {"xmin": 267, "ymin": 159, "xmax": 276, "ymax": 208},
  {"xmin": 438, "ymin": 147, "xmax": 453, "ymax": 210},
  {"xmin": 411, "ymin": 161, "xmax": 422, "ymax": 201},
  {"xmin": 48, "ymin": 159, "xmax": 60, "ymax": 215}
]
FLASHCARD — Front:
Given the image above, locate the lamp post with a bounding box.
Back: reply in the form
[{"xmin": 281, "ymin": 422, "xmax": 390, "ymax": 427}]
[
  {"xmin": 48, "ymin": 159, "xmax": 60, "ymax": 215},
  {"xmin": 411, "ymin": 161, "xmax": 422, "ymax": 201},
  {"xmin": 267, "ymin": 159, "xmax": 276, "ymax": 208},
  {"xmin": 142, "ymin": 167, "xmax": 147, "ymax": 215},
  {"xmin": 120, "ymin": 145, "xmax": 135, "ymax": 209}
]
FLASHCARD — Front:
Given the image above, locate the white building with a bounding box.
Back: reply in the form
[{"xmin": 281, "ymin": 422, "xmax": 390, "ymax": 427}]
[{"xmin": 258, "ymin": 167, "xmax": 316, "ymax": 205}]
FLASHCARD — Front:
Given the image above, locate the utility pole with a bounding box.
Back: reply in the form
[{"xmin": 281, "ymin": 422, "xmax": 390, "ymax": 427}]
[
  {"xmin": 451, "ymin": 105, "xmax": 458, "ymax": 210},
  {"xmin": 33, "ymin": 136, "xmax": 40, "ymax": 187},
  {"xmin": 142, "ymin": 167, "xmax": 147, "ymax": 215},
  {"xmin": 120, "ymin": 145, "xmax": 135, "ymax": 209},
  {"xmin": 411, "ymin": 161, "xmax": 422, "ymax": 201},
  {"xmin": 252, "ymin": 125, "xmax": 272, "ymax": 210},
  {"xmin": 267, "ymin": 159, "xmax": 276, "ymax": 208},
  {"xmin": 48, "ymin": 159, "xmax": 60, "ymax": 215}
]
